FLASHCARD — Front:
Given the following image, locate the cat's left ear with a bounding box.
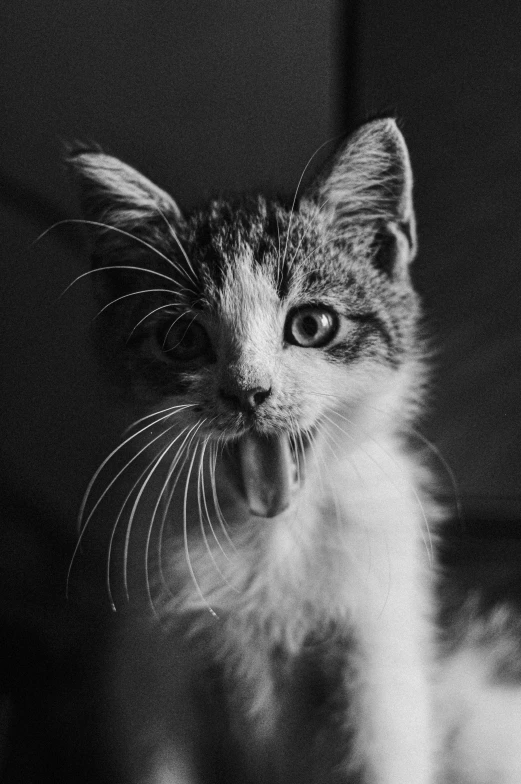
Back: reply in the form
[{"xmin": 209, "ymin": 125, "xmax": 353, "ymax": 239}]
[
  {"xmin": 305, "ymin": 118, "xmax": 417, "ymax": 272},
  {"xmin": 66, "ymin": 146, "xmax": 184, "ymax": 270}
]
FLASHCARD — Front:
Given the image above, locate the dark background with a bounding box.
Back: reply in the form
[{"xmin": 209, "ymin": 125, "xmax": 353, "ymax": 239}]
[{"xmin": 0, "ymin": 1, "xmax": 520, "ymax": 780}]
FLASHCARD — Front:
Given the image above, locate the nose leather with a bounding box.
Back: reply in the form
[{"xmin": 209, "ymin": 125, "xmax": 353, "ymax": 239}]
[{"xmin": 219, "ymin": 385, "xmax": 272, "ymax": 413}]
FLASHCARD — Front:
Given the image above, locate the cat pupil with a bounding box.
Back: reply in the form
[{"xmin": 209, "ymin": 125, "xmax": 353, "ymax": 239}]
[{"xmin": 302, "ymin": 316, "xmax": 318, "ymax": 337}]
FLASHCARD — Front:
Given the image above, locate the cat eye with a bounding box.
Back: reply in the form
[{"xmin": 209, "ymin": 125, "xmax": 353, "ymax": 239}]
[
  {"xmin": 158, "ymin": 318, "xmax": 211, "ymax": 361},
  {"xmin": 285, "ymin": 306, "xmax": 338, "ymax": 348}
]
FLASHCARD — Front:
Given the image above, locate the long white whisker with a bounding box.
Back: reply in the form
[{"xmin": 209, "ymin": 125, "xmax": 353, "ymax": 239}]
[
  {"xmin": 209, "ymin": 438, "xmax": 237, "ymax": 552},
  {"xmin": 122, "ymin": 424, "xmax": 197, "ymax": 600},
  {"xmin": 182, "ymin": 426, "xmax": 219, "ymax": 618},
  {"xmin": 67, "ymin": 409, "xmax": 191, "ymax": 600},
  {"xmin": 92, "ymin": 289, "xmax": 188, "ymax": 322},
  {"xmin": 155, "ymin": 428, "xmax": 200, "ymax": 598},
  {"xmin": 58, "ymin": 264, "xmax": 181, "ymax": 302},
  {"xmin": 289, "ymin": 418, "xmax": 302, "ymax": 490},
  {"xmin": 144, "ymin": 459, "xmax": 174, "ymax": 616},
  {"xmin": 123, "ymin": 403, "xmax": 194, "ymax": 434},
  {"xmin": 274, "ymin": 211, "xmax": 282, "ymax": 272},
  {"xmin": 199, "ymin": 438, "xmax": 233, "ymax": 564},
  {"xmin": 143, "ymin": 419, "xmax": 211, "ymax": 615},
  {"xmin": 281, "ymin": 135, "xmax": 340, "ymax": 270},
  {"xmin": 196, "ymin": 435, "xmax": 237, "ymax": 590},
  {"xmin": 318, "ymin": 429, "xmax": 345, "ymax": 534},
  {"xmin": 128, "ymin": 303, "xmax": 186, "ymax": 339},
  {"xmin": 408, "ymin": 427, "xmax": 462, "ymax": 523},
  {"xmin": 303, "ymin": 426, "xmax": 325, "ymax": 495},
  {"xmin": 162, "ymin": 312, "xmax": 197, "ymax": 349},
  {"xmin": 36, "ymin": 218, "xmax": 197, "ymax": 289},
  {"xmin": 324, "ymin": 411, "xmax": 434, "ymax": 564},
  {"xmin": 106, "ymin": 429, "xmax": 184, "ymax": 610},
  {"xmin": 154, "ymin": 206, "xmax": 199, "ymax": 285},
  {"xmin": 79, "ymin": 408, "xmax": 189, "ymax": 533},
  {"xmin": 363, "ymin": 401, "xmax": 462, "ymax": 526}
]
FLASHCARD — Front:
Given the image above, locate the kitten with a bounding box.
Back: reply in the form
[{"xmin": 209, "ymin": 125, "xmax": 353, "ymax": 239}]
[{"xmin": 67, "ymin": 119, "xmax": 521, "ymax": 784}]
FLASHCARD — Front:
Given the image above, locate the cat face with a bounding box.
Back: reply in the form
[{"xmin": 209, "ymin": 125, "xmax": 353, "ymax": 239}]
[{"xmin": 69, "ymin": 119, "xmax": 421, "ymax": 517}]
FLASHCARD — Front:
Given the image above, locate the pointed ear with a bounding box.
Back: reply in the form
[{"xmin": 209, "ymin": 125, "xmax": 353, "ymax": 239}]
[
  {"xmin": 67, "ymin": 147, "xmax": 183, "ymax": 225},
  {"xmin": 311, "ymin": 118, "xmax": 417, "ymax": 272},
  {"xmin": 66, "ymin": 147, "xmax": 184, "ymax": 268}
]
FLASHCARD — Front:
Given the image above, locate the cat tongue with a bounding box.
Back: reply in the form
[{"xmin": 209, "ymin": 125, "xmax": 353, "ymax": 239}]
[{"xmin": 238, "ymin": 433, "xmax": 293, "ymax": 518}]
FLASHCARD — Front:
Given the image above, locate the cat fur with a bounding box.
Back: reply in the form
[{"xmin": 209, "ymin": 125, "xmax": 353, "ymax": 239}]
[{"xmin": 67, "ymin": 118, "xmax": 521, "ymax": 784}]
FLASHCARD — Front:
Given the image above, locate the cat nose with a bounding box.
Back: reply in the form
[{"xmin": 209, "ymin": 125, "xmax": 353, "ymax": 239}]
[{"xmin": 219, "ymin": 385, "xmax": 272, "ymax": 413}]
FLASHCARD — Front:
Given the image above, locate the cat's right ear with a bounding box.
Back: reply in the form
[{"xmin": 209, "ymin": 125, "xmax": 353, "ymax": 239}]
[
  {"xmin": 66, "ymin": 147, "xmax": 185, "ymax": 279},
  {"xmin": 304, "ymin": 118, "xmax": 417, "ymax": 274}
]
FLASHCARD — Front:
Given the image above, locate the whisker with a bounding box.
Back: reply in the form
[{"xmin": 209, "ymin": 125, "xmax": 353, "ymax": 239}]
[
  {"xmin": 288, "ymin": 416, "xmax": 302, "ymax": 490},
  {"xmin": 143, "ymin": 420, "xmax": 212, "ymax": 615},
  {"xmin": 162, "ymin": 312, "xmax": 197, "ymax": 349},
  {"xmin": 409, "ymin": 428, "xmax": 462, "ymax": 524},
  {"xmin": 306, "ymin": 391, "xmax": 457, "ymax": 521},
  {"xmin": 80, "ymin": 408, "xmax": 189, "ymax": 533},
  {"xmin": 209, "ymin": 437, "xmax": 237, "ymax": 552},
  {"xmin": 92, "ymin": 289, "xmax": 189, "ymax": 322},
  {"xmin": 58, "ymin": 264, "xmax": 181, "ymax": 302},
  {"xmin": 156, "ymin": 428, "xmax": 200, "ymax": 599},
  {"xmin": 287, "ymin": 224, "xmax": 313, "ymax": 269},
  {"xmin": 200, "ymin": 439, "xmax": 233, "ymax": 564},
  {"xmin": 182, "ymin": 425, "xmax": 219, "ymax": 618},
  {"xmin": 127, "ymin": 303, "xmax": 187, "ymax": 340},
  {"xmin": 363, "ymin": 401, "xmax": 463, "ymax": 526},
  {"xmin": 36, "ymin": 218, "xmax": 197, "ymax": 290},
  {"xmin": 105, "ymin": 429, "xmax": 185, "ymax": 611},
  {"xmin": 67, "ymin": 409, "xmax": 191, "ymax": 600},
  {"xmin": 303, "ymin": 425, "xmax": 325, "ymax": 495},
  {"xmin": 196, "ymin": 435, "xmax": 237, "ymax": 590},
  {"xmin": 138, "ymin": 424, "xmax": 197, "ymax": 614},
  {"xmin": 146, "ymin": 420, "xmax": 212, "ymax": 605},
  {"xmin": 281, "ymin": 135, "xmax": 340, "ymax": 270},
  {"xmin": 324, "ymin": 411, "xmax": 434, "ymax": 564},
  {"xmin": 122, "ymin": 423, "xmax": 198, "ymax": 601},
  {"xmin": 296, "ymin": 424, "xmax": 308, "ymax": 493},
  {"xmin": 317, "ymin": 428, "xmax": 346, "ymax": 534},
  {"xmin": 288, "ymin": 231, "xmax": 340, "ymax": 270},
  {"xmin": 154, "ymin": 206, "xmax": 199, "ymax": 285},
  {"xmin": 274, "ymin": 211, "xmax": 282, "ymax": 275},
  {"xmin": 123, "ymin": 403, "xmax": 194, "ymax": 434},
  {"xmin": 143, "ymin": 457, "xmax": 176, "ymax": 617}
]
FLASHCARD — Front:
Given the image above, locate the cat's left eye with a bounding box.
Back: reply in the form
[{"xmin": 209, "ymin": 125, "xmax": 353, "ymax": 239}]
[
  {"xmin": 285, "ymin": 306, "xmax": 338, "ymax": 348},
  {"xmin": 158, "ymin": 318, "xmax": 211, "ymax": 361}
]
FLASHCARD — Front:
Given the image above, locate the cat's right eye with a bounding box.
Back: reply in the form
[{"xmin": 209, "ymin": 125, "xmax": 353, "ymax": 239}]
[
  {"xmin": 284, "ymin": 306, "xmax": 339, "ymax": 348},
  {"xmin": 156, "ymin": 317, "xmax": 211, "ymax": 362}
]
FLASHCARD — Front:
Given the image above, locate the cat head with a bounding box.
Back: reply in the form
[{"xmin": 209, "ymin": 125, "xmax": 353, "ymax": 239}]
[{"xmin": 68, "ymin": 119, "xmax": 421, "ymax": 517}]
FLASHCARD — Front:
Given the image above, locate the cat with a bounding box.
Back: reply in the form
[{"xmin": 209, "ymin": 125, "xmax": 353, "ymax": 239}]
[{"xmin": 66, "ymin": 118, "xmax": 521, "ymax": 784}]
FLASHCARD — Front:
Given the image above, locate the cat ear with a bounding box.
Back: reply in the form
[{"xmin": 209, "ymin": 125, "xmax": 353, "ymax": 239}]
[
  {"xmin": 66, "ymin": 146, "xmax": 185, "ymax": 272},
  {"xmin": 311, "ymin": 118, "xmax": 417, "ymax": 272},
  {"xmin": 67, "ymin": 146, "xmax": 183, "ymax": 226}
]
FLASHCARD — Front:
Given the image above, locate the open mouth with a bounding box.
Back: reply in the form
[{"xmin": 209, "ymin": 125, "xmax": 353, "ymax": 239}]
[{"xmin": 224, "ymin": 429, "xmax": 312, "ymax": 518}]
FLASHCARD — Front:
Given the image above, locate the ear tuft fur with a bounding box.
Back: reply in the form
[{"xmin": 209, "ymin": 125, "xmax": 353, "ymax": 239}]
[
  {"xmin": 315, "ymin": 118, "xmax": 417, "ymax": 268},
  {"xmin": 67, "ymin": 149, "xmax": 183, "ymax": 228},
  {"xmin": 66, "ymin": 148, "xmax": 187, "ymax": 296}
]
